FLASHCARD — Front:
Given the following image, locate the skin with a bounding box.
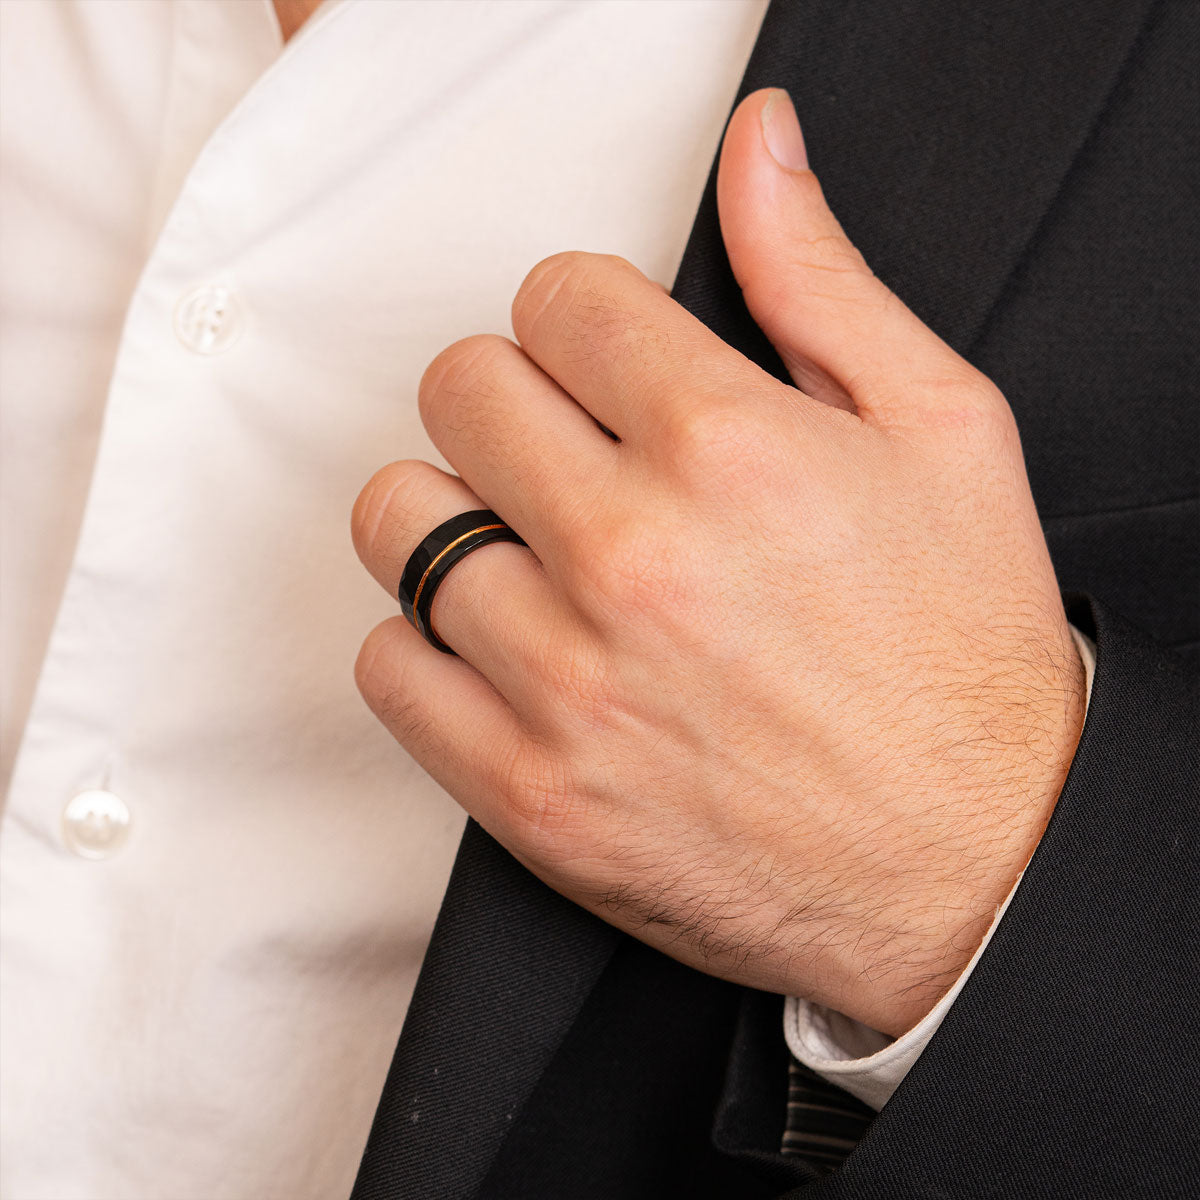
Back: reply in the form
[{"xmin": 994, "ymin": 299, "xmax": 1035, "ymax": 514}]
[
  {"xmin": 272, "ymin": 0, "xmax": 324, "ymax": 44},
  {"xmin": 351, "ymin": 88, "xmax": 1086, "ymax": 1038}
]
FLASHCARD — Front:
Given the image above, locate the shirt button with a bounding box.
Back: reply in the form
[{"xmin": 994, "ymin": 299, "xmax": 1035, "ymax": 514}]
[
  {"xmin": 62, "ymin": 789, "xmax": 132, "ymax": 860},
  {"xmin": 173, "ymin": 283, "xmax": 244, "ymax": 354}
]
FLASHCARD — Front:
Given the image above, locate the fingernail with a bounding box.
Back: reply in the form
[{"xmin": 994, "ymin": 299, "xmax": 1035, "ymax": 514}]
[{"xmin": 761, "ymin": 89, "xmax": 808, "ymax": 171}]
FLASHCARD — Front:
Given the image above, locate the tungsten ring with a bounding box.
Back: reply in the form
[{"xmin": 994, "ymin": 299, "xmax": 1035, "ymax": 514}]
[{"xmin": 397, "ymin": 508, "xmax": 527, "ymax": 654}]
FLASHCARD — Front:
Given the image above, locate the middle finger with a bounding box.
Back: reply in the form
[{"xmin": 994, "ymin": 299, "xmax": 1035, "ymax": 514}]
[{"xmin": 418, "ymin": 332, "xmax": 623, "ymax": 581}]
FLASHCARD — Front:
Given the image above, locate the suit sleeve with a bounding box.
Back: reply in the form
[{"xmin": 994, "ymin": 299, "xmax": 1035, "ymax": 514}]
[{"xmin": 775, "ymin": 592, "xmax": 1200, "ymax": 1199}]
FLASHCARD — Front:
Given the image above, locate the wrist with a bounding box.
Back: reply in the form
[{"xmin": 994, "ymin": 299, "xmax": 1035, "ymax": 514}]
[{"xmin": 838, "ymin": 618, "xmax": 1089, "ymax": 1037}]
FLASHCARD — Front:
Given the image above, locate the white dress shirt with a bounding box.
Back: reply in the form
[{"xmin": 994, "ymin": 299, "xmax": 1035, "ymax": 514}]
[
  {"xmin": 0, "ymin": 2, "xmax": 1093, "ymax": 1196},
  {"xmin": 0, "ymin": 3, "xmax": 769, "ymax": 1197}
]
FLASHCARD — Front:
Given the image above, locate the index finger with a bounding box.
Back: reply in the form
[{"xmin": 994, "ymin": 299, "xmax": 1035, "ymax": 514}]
[{"xmin": 510, "ymin": 251, "xmax": 792, "ymax": 447}]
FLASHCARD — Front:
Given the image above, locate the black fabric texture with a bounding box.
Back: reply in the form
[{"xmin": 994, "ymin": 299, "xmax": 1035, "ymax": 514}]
[
  {"xmin": 348, "ymin": 820, "xmax": 620, "ymax": 1200},
  {"xmin": 351, "ymin": 0, "xmax": 1199, "ymax": 1195}
]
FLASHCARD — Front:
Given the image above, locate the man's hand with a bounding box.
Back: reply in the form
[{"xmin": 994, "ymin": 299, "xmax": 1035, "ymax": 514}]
[{"xmin": 350, "ymin": 88, "xmax": 1085, "ymax": 1038}]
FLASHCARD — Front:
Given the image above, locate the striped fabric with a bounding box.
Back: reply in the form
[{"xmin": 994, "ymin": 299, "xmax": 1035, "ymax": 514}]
[{"xmin": 780, "ymin": 1059, "xmax": 876, "ymax": 1172}]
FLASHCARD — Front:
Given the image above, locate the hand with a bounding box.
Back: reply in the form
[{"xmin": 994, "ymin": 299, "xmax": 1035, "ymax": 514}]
[{"xmin": 351, "ymin": 88, "xmax": 1085, "ymax": 1037}]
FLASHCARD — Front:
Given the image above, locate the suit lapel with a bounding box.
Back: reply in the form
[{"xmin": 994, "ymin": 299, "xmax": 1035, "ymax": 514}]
[
  {"xmin": 672, "ymin": 0, "xmax": 1154, "ymax": 364},
  {"xmin": 352, "ymin": 1, "xmax": 1154, "ymax": 1195},
  {"xmin": 349, "ymin": 820, "xmax": 620, "ymax": 1200}
]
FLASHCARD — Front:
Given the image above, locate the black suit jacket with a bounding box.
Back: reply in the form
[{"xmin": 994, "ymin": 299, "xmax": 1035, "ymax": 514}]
[{"xmin": 350, "ymin": 1, "xmax": 1199, "ymax": 1196}]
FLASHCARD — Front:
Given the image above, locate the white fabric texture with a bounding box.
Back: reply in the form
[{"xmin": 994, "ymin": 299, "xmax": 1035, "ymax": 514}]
[
  {"xmin": 0, "ymin": 3, "xmax": 769, "ymax": 1197},
  {"xmin": 784, "ymin": 625, "xmax": 1098, "ymax": 1110}
]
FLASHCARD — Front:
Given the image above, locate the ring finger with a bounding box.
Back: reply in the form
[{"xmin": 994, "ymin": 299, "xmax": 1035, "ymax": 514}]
[{"xmin": 351, "ymin": 457, "xmax": 588, "ymax": 718}]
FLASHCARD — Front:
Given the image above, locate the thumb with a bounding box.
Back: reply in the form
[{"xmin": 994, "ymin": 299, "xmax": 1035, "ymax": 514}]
[{"xmin": 716, "ymin": 88, "xmax": 979, "ymax": 428}]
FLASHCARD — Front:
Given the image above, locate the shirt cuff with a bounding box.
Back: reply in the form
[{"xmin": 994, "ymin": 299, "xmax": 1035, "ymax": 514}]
[{"xmin": 782, "ymin": 622, "xmax": 1097, "ymax": 1111}]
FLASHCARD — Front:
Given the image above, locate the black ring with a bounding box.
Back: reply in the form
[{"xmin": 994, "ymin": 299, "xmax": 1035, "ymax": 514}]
[{"xmin": 398, "ymin": 508, "xmax": 527, "ymax": 654}]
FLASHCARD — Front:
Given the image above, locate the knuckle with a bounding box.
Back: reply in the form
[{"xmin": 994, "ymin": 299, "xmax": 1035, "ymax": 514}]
[
  {"xmin": 354, "ymin": 620, "xmax": 428, "ymax": 742},
  {"xmin": 966, "ymin": 377, "xmax": 1013, "ymax": 421},
  {"xmin": 926, "ymin": 373, "xmax": 1018, "ymax": 446},
  {"xmin": 512, "ymin": 251, "xmax": 591, "ymax": 340},
  {"xmin": 353, "ymin": 621, "xmax": 392, "ymax": 696},
  {"xmin": 666, "ymin": 401, "xmax": 779, "ymax": 494},
  {"xmin": 511, "ymin": 251, "xmax": 638, "ymax": 349},
  {"xmin": 969, "ymin": 391, "xmax": 1021, "ymax": 458},
  {"xmin": 504, "ymin": 746, "xmax": 584, "ymax": 848},
  {"xmin": 351, "ymin": 464, "xmax": 396, "ymax": 553},
  {"xmin": 667, "ymin": 400, "xmax": 749, "ymax": 463},
  {"xmin": 570, "ymin": 511, "xmax": 685, "ymax": 620},
  {"xmin": 787, "ymin": 174, "xmax": 871, "ymax": 276},
  {"xmin": 795, "ymin": 230, "xmax": 869, "ymax": 280},
  {"xmin": 418, "ymin": 333, "xmax": 514, "ymax": 424},
  {"xmin": 351, "ymin": 458, "xmax": 442, "ymax": 561}
]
